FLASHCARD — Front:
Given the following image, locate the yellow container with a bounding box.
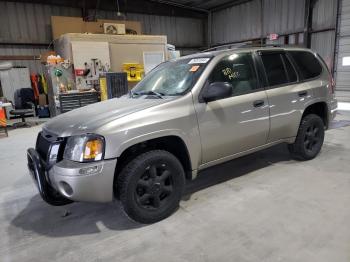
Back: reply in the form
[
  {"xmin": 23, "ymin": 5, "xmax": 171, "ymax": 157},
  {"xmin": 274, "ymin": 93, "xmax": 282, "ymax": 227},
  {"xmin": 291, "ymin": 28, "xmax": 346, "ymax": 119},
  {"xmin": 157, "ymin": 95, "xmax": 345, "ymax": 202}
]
[
  {"xmin": 122, "ymin": 63, "xmax": 144, "ymax": 82},
  {"xmin": 99, "ymin": 77, "xmax": 108, "ymax": 101}
]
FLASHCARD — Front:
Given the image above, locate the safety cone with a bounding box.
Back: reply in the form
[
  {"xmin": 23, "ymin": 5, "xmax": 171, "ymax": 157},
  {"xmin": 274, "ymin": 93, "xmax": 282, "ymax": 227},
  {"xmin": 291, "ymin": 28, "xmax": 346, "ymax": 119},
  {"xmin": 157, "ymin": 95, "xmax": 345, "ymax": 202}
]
[{"xmin": 0, "ymin": 108, "xmax": 8, "ymax": 137}]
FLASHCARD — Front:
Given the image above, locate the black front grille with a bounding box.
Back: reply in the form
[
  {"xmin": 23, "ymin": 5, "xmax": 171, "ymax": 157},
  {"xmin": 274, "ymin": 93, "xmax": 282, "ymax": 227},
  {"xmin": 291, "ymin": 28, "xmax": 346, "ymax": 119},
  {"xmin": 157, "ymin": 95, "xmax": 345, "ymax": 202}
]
[{"xmin": 35, "ymin": 130, "xmax": 64, "ymax": 164}]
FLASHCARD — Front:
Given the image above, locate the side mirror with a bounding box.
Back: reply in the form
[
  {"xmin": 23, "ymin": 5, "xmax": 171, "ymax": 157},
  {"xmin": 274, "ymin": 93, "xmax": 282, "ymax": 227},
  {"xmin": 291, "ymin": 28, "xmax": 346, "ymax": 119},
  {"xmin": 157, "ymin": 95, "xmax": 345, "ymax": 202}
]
[{"xmin": 202, "ymin": 82, "xmax": 232, "ymax": 103}]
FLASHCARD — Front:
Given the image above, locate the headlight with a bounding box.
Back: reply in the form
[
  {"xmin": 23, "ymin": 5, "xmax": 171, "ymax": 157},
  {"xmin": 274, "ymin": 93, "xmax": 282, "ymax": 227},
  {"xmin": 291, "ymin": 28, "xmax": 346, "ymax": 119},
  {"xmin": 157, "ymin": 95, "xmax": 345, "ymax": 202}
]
[{"xmin": 63, "ymin": 134, "xmax": 105, "ymax": 162}]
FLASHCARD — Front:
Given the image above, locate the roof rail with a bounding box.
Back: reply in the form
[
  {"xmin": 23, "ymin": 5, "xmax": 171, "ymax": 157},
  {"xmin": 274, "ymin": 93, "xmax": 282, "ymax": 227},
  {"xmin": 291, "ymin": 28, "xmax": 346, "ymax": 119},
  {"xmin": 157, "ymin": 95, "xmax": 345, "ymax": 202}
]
[{"xmin": 202, "ymin": 43, "xmax": 284, "ymax": 52}]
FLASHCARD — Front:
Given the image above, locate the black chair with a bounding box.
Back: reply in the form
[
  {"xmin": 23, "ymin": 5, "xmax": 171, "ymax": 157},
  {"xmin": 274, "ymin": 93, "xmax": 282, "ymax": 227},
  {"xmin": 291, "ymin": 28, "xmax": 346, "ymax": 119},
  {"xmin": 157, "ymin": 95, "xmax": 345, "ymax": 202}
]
[{"xmin": 9, "ymin": 88, "xmax": 36, "ymax": 128}]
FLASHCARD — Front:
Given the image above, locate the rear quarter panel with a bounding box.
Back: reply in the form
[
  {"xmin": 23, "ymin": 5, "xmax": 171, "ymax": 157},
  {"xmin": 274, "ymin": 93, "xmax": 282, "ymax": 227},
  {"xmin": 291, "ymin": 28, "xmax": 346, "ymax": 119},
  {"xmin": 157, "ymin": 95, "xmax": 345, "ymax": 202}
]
[
  {"xmin": 266, "ymin": 49, "xmax": 333, "ymax": 142},
  {"xmin": 266, "ymin": 78, "xmax": 328, "ymax": 142}
]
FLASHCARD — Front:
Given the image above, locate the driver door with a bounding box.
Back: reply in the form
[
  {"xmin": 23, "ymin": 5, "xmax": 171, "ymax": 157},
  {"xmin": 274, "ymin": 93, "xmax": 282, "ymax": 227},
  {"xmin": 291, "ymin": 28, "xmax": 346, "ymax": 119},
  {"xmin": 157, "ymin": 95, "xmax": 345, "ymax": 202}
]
[{"xmin": 194, "ymin": 52, "xmax": 270, "ymax": 165}]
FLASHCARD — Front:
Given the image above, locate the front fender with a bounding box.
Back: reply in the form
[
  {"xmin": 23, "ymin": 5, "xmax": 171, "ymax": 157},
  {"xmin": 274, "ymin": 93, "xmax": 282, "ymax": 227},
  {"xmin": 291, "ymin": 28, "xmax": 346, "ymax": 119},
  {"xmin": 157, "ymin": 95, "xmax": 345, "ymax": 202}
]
[
  {"xmin": 99, "ymin": 94, "xmax": 201, "ymax": 171},
  {"xmin": 116, "ymin": 129, "xmax": 188, "ymax": 155},
  {"xmin": 104, "ymin": 128, "xmax": 201, "ymax": 171}
]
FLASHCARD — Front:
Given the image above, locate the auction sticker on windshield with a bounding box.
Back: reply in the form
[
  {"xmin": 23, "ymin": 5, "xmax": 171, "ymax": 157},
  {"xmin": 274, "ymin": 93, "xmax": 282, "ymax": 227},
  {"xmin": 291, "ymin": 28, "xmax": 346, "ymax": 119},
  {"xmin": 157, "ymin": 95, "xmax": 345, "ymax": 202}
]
[
  {"xmin": 189, "ymin": 58, "xmax": 210, "ymax": 64},
  {"xmin": 190, "ymin": 65, "xmax": 200, "ymax": 72}
]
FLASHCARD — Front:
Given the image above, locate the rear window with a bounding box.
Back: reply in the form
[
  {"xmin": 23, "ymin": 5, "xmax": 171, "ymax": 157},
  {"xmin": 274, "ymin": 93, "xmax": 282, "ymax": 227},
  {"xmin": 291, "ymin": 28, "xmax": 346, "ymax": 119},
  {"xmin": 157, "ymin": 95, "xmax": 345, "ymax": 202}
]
[
  {"xmin": 261, "ymin": 53, "xmax": 289, "ymax": 86},
  {"xmin": 283, "ymin": 55, "xmax": 298, "ymax": 82},
  {"xmin": 288, "ymin": 51, "xmax": 322, "ymax": 80}
]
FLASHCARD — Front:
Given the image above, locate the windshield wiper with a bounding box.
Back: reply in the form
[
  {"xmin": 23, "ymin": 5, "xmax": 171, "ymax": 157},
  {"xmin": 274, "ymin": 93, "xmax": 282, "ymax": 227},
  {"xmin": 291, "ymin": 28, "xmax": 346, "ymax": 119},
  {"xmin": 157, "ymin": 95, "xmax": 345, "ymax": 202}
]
[{"xmin": 131, "ymin": 90, "xmax": 165, "ymax": 99}]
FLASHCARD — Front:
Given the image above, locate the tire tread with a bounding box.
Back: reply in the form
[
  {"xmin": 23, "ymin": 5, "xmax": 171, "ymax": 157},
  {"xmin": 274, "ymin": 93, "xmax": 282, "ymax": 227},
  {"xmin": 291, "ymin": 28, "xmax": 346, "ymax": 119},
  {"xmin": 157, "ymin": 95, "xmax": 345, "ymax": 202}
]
[
  {"xmin": 117, "ymin": 150, "xmax": 185, "ymax": 223},
  {"xmin": 288, "ymin": 114, "xmax": 324, "ymax": 161}
]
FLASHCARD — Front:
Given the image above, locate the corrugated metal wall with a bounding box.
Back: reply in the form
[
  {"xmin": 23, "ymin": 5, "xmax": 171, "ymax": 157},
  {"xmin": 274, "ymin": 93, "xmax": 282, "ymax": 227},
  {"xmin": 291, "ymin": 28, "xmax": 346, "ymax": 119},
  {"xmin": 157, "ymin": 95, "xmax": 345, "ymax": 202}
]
[
  {"xmin": 211, "ymin": 0, "xmax": 261, "ymax": 45},
  {"xmin": 0, "ymin": 45, "xmax": 47, "ymax": 74},
  {"xmin": 335, "ymin": 0, "xmax": 350, "ymax": 100},
  {"xmin": 262, "ymin": 0, "xmax": 305, "ymax": 35},
  {"xmin": 211, "ymin": 0, "xmax": 305, "ymax": 46},
  {"xmin": 312, "ymin": 0, "xmax": 337, "ymax": 30},
  {"xmin": 211, "ymin": 0, "xmax": 338, "ymax": 73},
  {"xmin": 0, "ymin": 1, "xmax": 205, "ymax": 74},
  {"xmin": 91, "ymin": 10, "xmax": 205, "ymax": 48},
  {"xmin": 310, "ymin": 0, "xmax": 338, "ymax": 72},
  {"xmin": 311, "ymin": 31, "xmax": 335, "ymax": 69},
  {"xmin": 0, "ymin": 1, "xmax": 82, "ymax": 44},
  {"xmin": 0, "ymin": 1, "xmax": 81, "ymax": 74},
  {"xmin": 0, "ymin": 0, "xmax": 340, "ymax": 76}
]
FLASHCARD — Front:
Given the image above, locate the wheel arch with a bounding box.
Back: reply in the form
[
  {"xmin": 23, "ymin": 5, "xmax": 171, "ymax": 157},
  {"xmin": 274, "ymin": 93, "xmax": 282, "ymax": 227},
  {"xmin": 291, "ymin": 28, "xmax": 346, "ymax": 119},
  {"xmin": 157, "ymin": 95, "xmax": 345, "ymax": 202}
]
[
  {"xmin": 113, "ymin": 134, "xmax": 193, "ymax": 198},
  {"xmin": 302, "ymin": 101, "xmax": 329, "ymax": 129}
]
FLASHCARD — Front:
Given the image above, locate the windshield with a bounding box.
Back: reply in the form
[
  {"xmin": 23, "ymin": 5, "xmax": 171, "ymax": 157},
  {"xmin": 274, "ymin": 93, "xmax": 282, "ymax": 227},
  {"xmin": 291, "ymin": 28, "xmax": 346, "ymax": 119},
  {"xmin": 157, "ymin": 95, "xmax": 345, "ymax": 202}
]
[{"xmin": 131, "ymin": 57, "xmax": 211, "ymax": 97}]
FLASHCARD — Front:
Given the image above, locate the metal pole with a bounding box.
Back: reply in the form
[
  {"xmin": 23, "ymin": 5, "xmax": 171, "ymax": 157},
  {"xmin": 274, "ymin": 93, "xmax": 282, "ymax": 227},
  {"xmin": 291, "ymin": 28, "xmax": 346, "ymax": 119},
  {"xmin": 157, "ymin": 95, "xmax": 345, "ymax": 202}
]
[
  {"xmin": 304, "ymin": 0, "xmax": 312, "ymax": 48},
  {"xmin": 208, "ymin": 11, "xmax": 212, "ymax": 48},
  {"xmin": 260, "ymin": 0, "xmax": 264, "ymax": 45},
  {"xmin": 332, "ymin": 0, "xmax": 342, "ymax": 76}
]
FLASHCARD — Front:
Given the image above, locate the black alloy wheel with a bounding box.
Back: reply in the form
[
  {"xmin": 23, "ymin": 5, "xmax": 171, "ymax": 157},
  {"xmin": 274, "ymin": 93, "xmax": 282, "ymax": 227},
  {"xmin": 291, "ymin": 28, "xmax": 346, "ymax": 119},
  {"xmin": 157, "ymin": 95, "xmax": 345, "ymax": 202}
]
[
  {"xmin": 135, "ymin": 163, "xmax": 174, "ymax": 210},
  {"xmin": 288, "ymin": 114, "xmax": 325, "ymax": 160},
  {"xmin": 118, "ymin": 150, "xmax": 185, "ymax": 224},
  {"xmin": 304, "ymin": 124, "xmax": 322, "ymax": 153}
]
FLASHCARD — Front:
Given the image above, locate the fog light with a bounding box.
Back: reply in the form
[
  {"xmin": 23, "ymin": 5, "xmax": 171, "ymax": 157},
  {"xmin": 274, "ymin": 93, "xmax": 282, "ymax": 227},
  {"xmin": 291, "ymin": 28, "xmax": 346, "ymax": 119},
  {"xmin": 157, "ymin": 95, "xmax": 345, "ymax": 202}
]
[
  {"xmin": 59, "ymin": 181, "xmax": 73, "ymax": 196},
  {"xmin": 79, "ymin": 165, "xmax": 101, "ymax": 175}
]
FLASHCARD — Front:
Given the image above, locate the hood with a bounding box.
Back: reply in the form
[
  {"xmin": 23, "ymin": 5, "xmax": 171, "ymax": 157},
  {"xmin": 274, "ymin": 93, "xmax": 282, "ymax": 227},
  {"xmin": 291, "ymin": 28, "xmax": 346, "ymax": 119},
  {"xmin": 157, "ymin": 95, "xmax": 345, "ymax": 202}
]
[{"xmin": 44, "ymin": 96, "xmax": 168, "ymax": 137}]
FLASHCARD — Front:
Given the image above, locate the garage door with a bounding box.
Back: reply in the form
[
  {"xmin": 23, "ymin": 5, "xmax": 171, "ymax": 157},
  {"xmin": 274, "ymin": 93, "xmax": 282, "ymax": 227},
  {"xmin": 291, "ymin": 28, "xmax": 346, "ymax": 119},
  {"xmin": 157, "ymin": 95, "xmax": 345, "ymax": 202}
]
[{"xmin": 336, "ymin": 0, "xmax": 350, "ymax": 101}]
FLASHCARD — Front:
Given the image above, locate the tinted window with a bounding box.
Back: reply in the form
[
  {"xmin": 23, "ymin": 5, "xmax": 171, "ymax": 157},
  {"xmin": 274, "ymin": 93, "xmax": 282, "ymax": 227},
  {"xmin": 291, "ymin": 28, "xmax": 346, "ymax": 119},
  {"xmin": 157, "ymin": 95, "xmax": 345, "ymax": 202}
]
[
  {"xmin": 283, "ymin": 54, "xmax": 298, "ymax": 82},
  {"xmin": 261, "ymin": 53, "xmax": 289, "ymax": 86},
  {"xmin": 288, "ymin": 51, "xmax": 322, "ymax": 80},
  {"xmin": 208, "ymin": 53, "xmax": 258, "ymax": 96}
]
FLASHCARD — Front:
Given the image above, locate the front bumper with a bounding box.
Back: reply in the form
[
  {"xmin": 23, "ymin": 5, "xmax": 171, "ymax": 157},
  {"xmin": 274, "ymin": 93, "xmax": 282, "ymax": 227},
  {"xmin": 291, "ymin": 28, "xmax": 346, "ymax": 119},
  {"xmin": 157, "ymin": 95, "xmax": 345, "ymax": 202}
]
[{"xmin": 27, "ymin": 148, "xmax": 117, "ymax": 205}]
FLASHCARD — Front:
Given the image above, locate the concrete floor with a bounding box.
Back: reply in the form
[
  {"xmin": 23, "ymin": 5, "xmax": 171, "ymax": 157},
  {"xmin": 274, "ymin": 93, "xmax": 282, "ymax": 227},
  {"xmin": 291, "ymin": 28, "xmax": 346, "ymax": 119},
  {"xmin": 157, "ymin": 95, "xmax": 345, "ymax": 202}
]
[{"xmin": 1, "ymin": 112, "xmax": 350, "ymax": 262}]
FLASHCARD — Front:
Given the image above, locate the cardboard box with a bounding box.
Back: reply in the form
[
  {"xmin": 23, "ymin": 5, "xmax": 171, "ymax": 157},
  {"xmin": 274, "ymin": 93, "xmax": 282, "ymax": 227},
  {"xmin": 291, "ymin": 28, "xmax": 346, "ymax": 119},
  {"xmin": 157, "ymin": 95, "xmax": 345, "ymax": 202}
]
[
  {"xmin": 103, "ymin": 23, "xmax": 126, "ymax": 35},
  {"xmin": 51, "ymin": 16, "xmax": 142, "ymax": 40},
  {"xmin": 51, "ymin": 16, "xmax": 85, "ymax": 40},
  {"xmin": 38, "ymin": 94, "xmax": 47, "ymax": 106}
]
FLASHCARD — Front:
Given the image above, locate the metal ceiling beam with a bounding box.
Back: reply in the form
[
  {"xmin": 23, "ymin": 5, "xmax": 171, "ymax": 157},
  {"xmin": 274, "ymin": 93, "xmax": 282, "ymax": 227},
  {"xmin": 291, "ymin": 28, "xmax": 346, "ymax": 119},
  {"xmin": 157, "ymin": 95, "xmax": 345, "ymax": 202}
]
[
  {"xmin": 210, "ymin": 0, "xmax": 254, "ymax": 12},
  {"xmin": 147, "ymin": 0, "xmax": 251, "ymax": 11},
  {"xmin": 145, "ymin": 0, "xmax": 209, "ymax": 13},
  {"xmin": 0, "ymin": 0, "xmax": 207, "ymax": 18}
]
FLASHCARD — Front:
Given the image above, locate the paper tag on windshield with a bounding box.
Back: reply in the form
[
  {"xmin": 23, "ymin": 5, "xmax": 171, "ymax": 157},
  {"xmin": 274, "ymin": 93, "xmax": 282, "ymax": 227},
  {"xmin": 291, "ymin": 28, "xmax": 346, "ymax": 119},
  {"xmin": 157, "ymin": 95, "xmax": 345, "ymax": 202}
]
[
  {"xmin": 189, "ymin": 58, "xmax": 210, "ymax": 64},
  {"xmin": 190, "ymin": 65, "xmax": 200, "ymax": 72}
]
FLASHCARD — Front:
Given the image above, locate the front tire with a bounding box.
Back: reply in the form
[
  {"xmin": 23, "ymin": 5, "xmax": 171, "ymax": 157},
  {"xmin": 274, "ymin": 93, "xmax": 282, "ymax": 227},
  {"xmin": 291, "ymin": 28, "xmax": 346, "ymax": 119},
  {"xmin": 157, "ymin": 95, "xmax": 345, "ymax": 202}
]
[
  {"xmin": 117, "ymin": 150, "xmax": 185, "ymax": 224},
  {"xmin": 288, "ymin": 114, "xmax": 325, "ymax": 160}
]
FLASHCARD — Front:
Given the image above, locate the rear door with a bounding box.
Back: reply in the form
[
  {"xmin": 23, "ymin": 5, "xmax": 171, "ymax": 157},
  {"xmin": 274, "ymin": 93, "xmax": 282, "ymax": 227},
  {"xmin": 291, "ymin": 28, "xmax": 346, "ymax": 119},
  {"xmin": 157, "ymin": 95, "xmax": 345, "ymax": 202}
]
[{"xmin": 258, "ymin": 50, "xmax": 312, "ymax": 142}]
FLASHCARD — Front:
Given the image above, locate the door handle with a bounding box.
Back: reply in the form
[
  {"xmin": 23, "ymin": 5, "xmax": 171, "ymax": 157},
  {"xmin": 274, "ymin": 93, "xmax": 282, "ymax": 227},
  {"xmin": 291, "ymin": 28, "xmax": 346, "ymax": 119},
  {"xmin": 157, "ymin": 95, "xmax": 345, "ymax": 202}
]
[
  {"xmin": 298, "ymin": 91, "xmax": 308, "ymax": 97},
  {"xmin": 253, "ymin": 100, "xmax": 265, "ymax": 108}
]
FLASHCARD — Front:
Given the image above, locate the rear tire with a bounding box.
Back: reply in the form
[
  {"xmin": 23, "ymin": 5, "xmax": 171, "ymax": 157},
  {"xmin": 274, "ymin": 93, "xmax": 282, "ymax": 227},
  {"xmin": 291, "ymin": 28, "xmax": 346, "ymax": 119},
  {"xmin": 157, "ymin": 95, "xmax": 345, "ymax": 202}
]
[
  {"xmin": 117, "ymin": 150, "xmax": 185, "ymax": 224},
  {"xmin": 288, "ymin": 114, "xmax": 325, "ymax": 160}
]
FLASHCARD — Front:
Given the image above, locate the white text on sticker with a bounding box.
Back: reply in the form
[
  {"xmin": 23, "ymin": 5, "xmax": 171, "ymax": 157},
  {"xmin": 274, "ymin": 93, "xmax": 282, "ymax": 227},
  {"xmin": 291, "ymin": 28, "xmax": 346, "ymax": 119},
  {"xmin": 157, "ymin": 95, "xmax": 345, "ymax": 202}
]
[{"xmin": 189, "ymin": 58, "xmax": 210, "ymax": 64}]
